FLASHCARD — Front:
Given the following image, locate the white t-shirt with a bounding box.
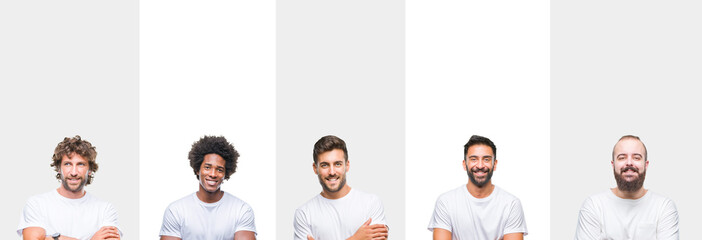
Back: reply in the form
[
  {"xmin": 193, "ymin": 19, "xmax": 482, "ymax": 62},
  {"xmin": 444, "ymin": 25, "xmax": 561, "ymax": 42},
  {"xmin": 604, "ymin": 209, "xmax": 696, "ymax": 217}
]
[
  {"xmin": 293, "ymin": 188, "xmax": 387, "ymax": 240},
  {"xmin": 160, "ymin": 192, "xmax": 256, "ymax": 240},
  {"xmin": 575, "ymin": 190, "xmax": 679, "ymax": 240},
  {"xmin": 427, "ymin": 185, "xmax": 528, "ymax": 240},
  {"xmin": 17, "ymin": 190, "xmax": 121, "ymax": 240}
]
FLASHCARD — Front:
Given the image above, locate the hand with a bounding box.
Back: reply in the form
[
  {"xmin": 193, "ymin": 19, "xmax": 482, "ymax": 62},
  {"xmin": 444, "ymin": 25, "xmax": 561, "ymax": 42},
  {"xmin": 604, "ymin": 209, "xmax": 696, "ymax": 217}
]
[
  {"xmin": 348, "ymin": 218, "xmax": 388, "ymax": 240},
  {"xmin": 90, "ymin": 226, "xmax": 120, "ymax": 240},
  {"xmin": 307, "ymin": 235, "xmax": 315, "ymax": 240}
]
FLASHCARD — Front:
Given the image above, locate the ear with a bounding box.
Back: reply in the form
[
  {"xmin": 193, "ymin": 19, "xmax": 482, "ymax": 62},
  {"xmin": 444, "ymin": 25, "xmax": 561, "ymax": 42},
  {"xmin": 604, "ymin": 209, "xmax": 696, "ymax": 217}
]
[
  {"xmin": 462, "ymin": 160, "xmax": 467, "ymax": 171},
  {"xmin": 493, "ymin": 159, "xmax": 498, "ymax": 171},
  {"xmin": 645, "ymin": 160, "xmax": 649, "ymax": 169},
  {"xmin": 312, "ymin": 162, "xmax": 318, "ymax": 175},
  {"xmin": 345, "ymin": 160, "xmax": 350, "ymax": 173}
]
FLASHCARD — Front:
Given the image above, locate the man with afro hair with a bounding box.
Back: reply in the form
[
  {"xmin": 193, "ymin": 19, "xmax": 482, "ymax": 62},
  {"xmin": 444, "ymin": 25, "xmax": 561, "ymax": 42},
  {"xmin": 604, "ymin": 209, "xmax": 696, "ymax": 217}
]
[{"xmin": 160, "ymin": 136, "xmax": 256, "ymax": 240}]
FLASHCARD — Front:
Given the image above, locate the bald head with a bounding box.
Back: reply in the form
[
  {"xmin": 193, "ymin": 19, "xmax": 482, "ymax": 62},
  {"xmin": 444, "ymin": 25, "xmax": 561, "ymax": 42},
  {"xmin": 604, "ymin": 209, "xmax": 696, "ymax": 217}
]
[{"xmin": 612, "ymin": 135, "xmax": 648, "ymax": 161}]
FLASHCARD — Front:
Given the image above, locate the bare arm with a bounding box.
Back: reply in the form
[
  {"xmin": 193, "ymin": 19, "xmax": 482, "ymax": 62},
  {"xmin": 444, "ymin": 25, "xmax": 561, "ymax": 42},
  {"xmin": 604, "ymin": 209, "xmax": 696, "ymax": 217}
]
[
  {"xmin": 22, "ymin": 227, "xmax": 46, "ymax": 240},
  {"xmin": 432, "ymin": 228, "xmax": 451, "ymax": 240},
  {"xmin": 234, "ymin": 230, "xmax": 256, "ymax": 240},
  {"xmin": 503, "ymin": 232, "xmax": 524, "ymax": 240},
  {"xmin": 160, "ymin": 236, "xmax": 181, "ymax": 240}
]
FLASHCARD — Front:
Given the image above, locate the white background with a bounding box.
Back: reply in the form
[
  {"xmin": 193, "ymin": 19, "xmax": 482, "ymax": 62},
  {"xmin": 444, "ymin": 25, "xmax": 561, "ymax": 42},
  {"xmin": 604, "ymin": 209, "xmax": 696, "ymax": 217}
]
[
  {"xmin": 406, "ymin": 0, "xmax": 550, "ymax": 238},
  {"xmin": 140, "ymin": 0, "xmax": 275, "ymax": 239}
]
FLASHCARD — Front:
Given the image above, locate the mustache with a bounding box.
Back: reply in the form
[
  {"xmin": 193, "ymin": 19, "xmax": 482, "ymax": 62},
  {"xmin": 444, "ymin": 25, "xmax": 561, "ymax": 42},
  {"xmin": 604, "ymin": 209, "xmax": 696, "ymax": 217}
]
[
  {"xmin": 471, "ymin": 167, "xmax": 490, "ymax": 173},
  {"xmin": 620, "ymin": 166, "xmax": 639, "ymax": 173}
]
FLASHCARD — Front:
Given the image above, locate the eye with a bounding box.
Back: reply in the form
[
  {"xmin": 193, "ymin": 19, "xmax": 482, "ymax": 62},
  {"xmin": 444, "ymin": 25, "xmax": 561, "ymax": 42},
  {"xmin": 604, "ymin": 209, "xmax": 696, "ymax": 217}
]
[
  {"xmin": 217, "ymin": 168, "xmax": 224, "ymax": 173},
  {"xmin": 204, "ymin": 166, "xmax": 210, "ymax": 170},
  {"xmin": 469, "ymin": 158, "xmax": 477, "ymax": 162},
  {"xmin": 335, "ymin": 162, "xmax": 342, "ymax": 166}
]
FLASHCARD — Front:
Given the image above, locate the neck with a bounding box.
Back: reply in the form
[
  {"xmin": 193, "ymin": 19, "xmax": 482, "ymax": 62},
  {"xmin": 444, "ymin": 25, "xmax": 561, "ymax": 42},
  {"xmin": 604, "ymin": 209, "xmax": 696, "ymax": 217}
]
[
  {"xmin": 321, "ymin": 184, "xmax": 352, "ymax": 199},
  {"xmin": 56, "ymin": 187, "xmax": 85, "ymax": 199},
  {"xmin": 611, "ymin": 187, "xmax": 647, "ymax": 199},
  {"xmin": 466, "ymin": 181, "xmax": 494, "ymax": 199},
  {"xmin": 197, "ymin": 187, "xmax": 224, "ymax": 203}
]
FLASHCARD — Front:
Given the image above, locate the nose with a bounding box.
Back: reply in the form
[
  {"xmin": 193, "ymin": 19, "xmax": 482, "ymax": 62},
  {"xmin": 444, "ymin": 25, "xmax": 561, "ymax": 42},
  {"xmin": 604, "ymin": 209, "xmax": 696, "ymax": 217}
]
[
  {"xmin": 477, "ymin": 159, "xmax": 486, "ymax": 168},
  {"xmin": 329, "ymin": 165, "xmax": 337, "ymax": 175},
  {"xmin": 68, "ymin": 165, "xmax": 78, "ymax": 176},
  {"xmin": 208, "ymin": 168, "xmax": 217, "ymax": 178}
]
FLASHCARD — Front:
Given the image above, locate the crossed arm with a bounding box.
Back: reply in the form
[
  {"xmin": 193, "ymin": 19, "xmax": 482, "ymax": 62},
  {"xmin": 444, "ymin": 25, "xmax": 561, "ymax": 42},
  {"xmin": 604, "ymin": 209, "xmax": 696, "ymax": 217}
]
[
  {"xmin": 23, "ymin": 226, "xmax": 121, "ymax": 240},
  {"xmin": 432, "ymin": 228, "xmax": 523, "ymax": 240},
  {"xmin": 160, "ymin": 230, "xmax": 256, "ymax": 240},
  {"xmin": 306, "ymin": 218, "xmax": 388, "ymax": 240}
]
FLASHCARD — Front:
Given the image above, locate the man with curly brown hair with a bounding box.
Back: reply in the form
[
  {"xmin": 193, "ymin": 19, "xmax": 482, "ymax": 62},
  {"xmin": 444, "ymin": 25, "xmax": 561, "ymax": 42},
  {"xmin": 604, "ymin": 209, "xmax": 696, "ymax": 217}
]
[
  {"xmin": 159, "ymin": 135, "xmax": 256, "ymax": 240},
  {"xmin": 17, "ymin": 135, "xmax": 122, "ymax": 240}
]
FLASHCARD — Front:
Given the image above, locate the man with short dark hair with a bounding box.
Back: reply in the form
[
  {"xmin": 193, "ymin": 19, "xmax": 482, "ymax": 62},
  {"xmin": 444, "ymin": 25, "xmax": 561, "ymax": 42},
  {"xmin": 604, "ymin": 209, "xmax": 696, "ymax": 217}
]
[
  {"xmin": 18, "ymin": 135, "xmax": 122, "ymax": 240},
  {"xmin": 428, "ymin": 135, "xmax": 527, "ymax": 240},
  {"xmin": 575, "ymin": 135, "xmax": 679, "ymax": 240},
  {"xmin": 294, "ymin": 135, "xmax": 389, "ymax": 240},
  {"xmin": 159, "ymin": 135, "xmax": 256, "ymax": 240}
]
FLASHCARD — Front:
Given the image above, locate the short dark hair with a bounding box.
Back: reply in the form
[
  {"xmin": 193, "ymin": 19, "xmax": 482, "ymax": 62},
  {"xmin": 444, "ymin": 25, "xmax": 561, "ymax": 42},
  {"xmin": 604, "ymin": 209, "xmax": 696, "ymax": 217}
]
[
  {"xmin": 463, "ymin": 135, "xmax": 497, "ymax": 160},
  {"xmin": 50, "ymin": 135, "xmax": 99, "ymax": 185},
  {"xmin": 612, "ymin": 135, "xmax": 648, "ymax": 161},
  {"xmin": 313, "ymin": 135, "xmax": 348, "ymax": 164},
  {"xmin": 188, "ymin": 136, "xmax": 239, "ymax": 180}
]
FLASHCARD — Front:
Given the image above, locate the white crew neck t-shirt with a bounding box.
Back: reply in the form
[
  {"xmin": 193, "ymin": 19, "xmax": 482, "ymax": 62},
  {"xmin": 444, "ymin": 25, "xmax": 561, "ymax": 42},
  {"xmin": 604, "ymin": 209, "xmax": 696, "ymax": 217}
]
[
  {"xmin": 17, "ymin": 190, "xmax": 121, "ymax": 240},
  {"xmin": 293, "ymin": 188, "xmax": 387, "ymax": 240},
  {"xmin": 575, "ymin": 190, "xmax": 679, "ymax": 240},
  {"xmin": 428, "ymin": 185, "xmax": 528, "ymax": 240},
  {"xmin": 160, "ymin": 192, "xmax": 256, "ymax": 240}
]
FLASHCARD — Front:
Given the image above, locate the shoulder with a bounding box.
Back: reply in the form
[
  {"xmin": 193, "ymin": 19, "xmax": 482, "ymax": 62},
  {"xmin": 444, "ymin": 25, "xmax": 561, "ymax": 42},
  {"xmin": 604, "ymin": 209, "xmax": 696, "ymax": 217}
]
[
  {"xmin": 646, "ymin": 191, "xmax": 677, "ymax": 208},
  {"xmin": 296, "ymin": 194, "xmax": 323, "ymax": 213},
  {"xmin": 165, "ymin": 193, "xmax": 197, "ymax": 211},
  {"xmin": 351, "ymin": 189, "xmax": 382, "ymax": 202},
  {"xmin": 493, "ymin": 186, "xmax": 521, "ymax": 203},
  {"xmin": 25, "ymin": 190, "xmax": 56, "ymax": 204},
  {"xmin": 436, "ymin": 185, "xmax": 465, "ymax": 202},
  {"xmin": 579, "ymin": 190, "xmax": 611, "ymax": 210},
  {"xmin": 222, "ymin": 192, "xmax": 254, "ymax": 210}
]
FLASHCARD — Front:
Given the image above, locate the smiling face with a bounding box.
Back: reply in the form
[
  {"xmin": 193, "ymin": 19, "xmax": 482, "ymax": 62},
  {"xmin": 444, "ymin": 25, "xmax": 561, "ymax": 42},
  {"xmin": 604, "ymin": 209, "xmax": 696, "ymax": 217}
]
[
  {"xmin": 464, "ymin": 144, "xmax": 497, "ymax": 188},
  {"xmin": 198, "ymin": 153, "xmax": 226, "ymax": 193},
  {"xmin": 59, "ymin": 154, "xmax": 90, "ymax": 193},
  {"xmin": 314, "ymin": 149, "xmax": 349, "ymax": 195},
  {"xmin": 612, "ymin": 138, "xmax": 648, "ymax": 192}
]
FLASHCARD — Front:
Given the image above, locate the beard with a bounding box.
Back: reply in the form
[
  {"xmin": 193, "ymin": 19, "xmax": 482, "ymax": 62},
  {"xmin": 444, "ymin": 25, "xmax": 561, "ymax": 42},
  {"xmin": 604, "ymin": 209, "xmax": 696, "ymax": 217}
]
[
  {"xmin": 60, "ymin": 172, "xmax": 88, "ymax": 193},
  {"xmin": 467, "ymin": 167, "xmax": 493, "ymax": 188},
  {"xmin": 613, "ymin": 166, "xmax": 646, "ymax": 192},
  {"xmin": 318, "ymin": 173, "xmax": 347, "ymax": 193}
]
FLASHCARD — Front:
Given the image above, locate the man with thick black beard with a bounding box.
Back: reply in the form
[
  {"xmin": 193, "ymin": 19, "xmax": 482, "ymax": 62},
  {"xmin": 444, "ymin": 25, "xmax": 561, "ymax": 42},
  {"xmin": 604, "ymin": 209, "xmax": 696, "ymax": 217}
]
[
  {"xmin": 575, "ymin": 135, "xmax": 679, "ymax": 240},
  {"xmin": 428, "ymin": 135, "xmax": 527, "ymax": 240}
]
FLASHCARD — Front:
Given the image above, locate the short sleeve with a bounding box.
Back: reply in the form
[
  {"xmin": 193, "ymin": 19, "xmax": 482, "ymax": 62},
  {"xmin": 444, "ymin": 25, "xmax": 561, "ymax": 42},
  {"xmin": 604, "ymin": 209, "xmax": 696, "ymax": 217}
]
[
  {"xmin": 293, "ymin": 208, "xmax": 311, "ymax": 240},
  {"xmin": 427, "ymin": 195, "xmax": 452, "ymax": 233},
  {"xmin": 235, "ymin": 203, "xmax": 257, "ymax": 234},
  {"xmin": 17, "ymin": 197, "xmax": 45, "ymax": 237},
  {"xmin": 656, "ymin": 199, "xmax": 679, "ymax": 240},
  {"xmin": 159, "ymin": 205, "xmax": 182, "ymax": 238},
  {"xmin": 369, "ymin": 195, "xmax": 387, "ymax": 226},
  {"xmin": 101, "ymin": 203, "xmax": 122, "ymax": 236},
  {"xmin": 503, "ymin": 199, "xmax": 528, "ymax": 236},
  {"xmin": 574, "ymin": 197, "xmax": 601, "ymax": 240}
]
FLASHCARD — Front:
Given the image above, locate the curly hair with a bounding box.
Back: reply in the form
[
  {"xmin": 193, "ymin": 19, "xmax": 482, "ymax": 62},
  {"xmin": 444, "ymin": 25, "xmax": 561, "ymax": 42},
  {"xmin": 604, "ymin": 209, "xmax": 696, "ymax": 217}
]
[
  {"xmin": 313, "ymin": 135, "xmax": 348, "ymax": 164},
  {"xmin": 189, "ymin": 135, "xmax": 239, "ymax": 180},
  {"xmin": 50, "ymin": 135, "xmax": 99, "ymax": 184}
]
